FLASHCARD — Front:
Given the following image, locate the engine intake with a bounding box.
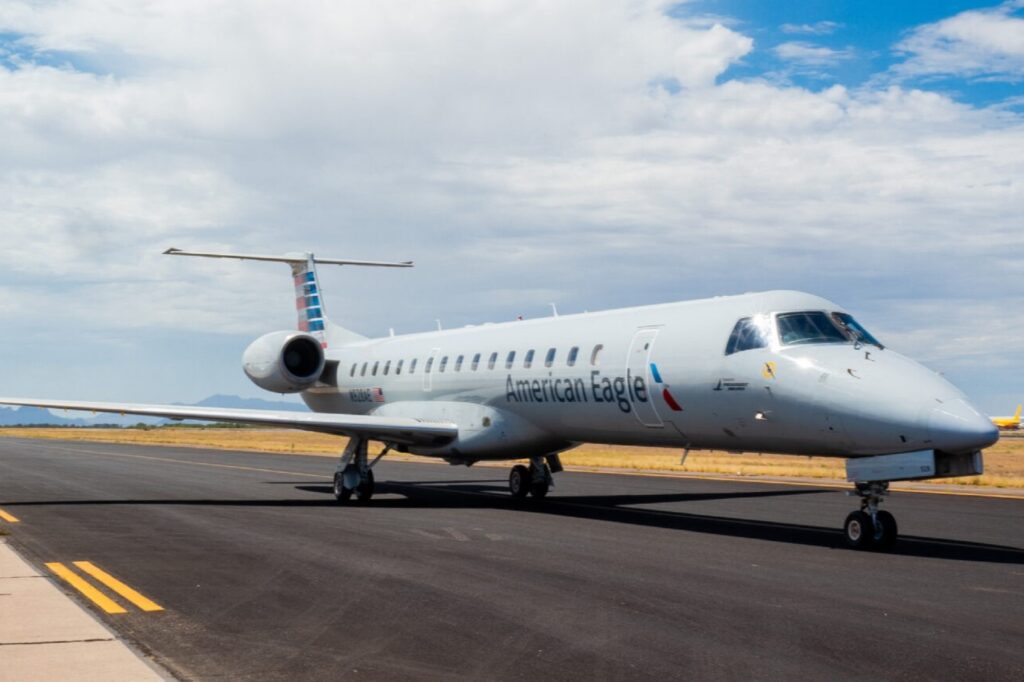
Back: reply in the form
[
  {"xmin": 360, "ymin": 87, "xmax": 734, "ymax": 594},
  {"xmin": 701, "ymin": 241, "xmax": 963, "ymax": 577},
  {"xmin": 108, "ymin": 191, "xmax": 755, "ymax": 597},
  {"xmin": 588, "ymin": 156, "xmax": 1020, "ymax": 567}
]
[{"xmin": 243, "ymin": 331, "xmax": 325, "ymax": 394}]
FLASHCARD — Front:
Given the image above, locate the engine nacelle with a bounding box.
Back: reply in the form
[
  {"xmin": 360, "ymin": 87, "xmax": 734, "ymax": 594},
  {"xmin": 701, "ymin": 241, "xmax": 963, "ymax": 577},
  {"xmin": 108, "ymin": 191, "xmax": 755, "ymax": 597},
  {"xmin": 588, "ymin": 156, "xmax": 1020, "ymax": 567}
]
[{"xmin": 242, "ymin": 331, "xmax": 325, "ymax": 394}]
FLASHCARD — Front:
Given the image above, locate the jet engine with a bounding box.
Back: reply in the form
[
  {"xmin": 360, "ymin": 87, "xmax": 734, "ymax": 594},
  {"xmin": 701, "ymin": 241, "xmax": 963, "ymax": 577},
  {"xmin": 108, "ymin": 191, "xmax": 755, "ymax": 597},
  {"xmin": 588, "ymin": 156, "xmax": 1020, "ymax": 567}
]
[{"xmin": 242, "ymin": 331, "xmax": 325, "ymax": 393}]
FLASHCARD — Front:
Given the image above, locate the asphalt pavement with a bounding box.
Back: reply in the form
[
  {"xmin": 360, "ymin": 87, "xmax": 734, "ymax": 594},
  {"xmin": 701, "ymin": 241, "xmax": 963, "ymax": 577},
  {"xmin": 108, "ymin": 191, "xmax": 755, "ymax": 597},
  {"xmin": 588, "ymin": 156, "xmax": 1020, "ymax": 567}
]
[{"xmin": 0, "ymin": 436, "xmax": 1022, "ymax": 681}]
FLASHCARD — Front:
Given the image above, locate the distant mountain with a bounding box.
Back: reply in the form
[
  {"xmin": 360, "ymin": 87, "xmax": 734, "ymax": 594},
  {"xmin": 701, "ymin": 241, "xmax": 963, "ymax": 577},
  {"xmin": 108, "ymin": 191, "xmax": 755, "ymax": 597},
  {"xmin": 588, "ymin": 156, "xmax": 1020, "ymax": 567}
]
[
  {"xmin": 190, "ymin": 394, "xmax": 308, "ymax": 412},
  {"xmin": 0, "ymin": 406, "xmax": 91, "ymax": 427},
  {"xmin": 0, "ymin": 395, "xmax": 308, "ymax": 427}
]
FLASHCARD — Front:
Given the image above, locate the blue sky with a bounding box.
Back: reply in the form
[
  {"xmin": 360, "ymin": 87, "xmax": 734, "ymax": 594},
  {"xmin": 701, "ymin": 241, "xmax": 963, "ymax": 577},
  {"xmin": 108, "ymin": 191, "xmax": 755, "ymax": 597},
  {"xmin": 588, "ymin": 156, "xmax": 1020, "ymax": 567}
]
[
  {"xmin": 702, "ymin": 1, "xmax": 1024, "ymax": 107},
  {"xmin": 0, "ymin": 1, "xmax": 1021, "ymax": 414}
]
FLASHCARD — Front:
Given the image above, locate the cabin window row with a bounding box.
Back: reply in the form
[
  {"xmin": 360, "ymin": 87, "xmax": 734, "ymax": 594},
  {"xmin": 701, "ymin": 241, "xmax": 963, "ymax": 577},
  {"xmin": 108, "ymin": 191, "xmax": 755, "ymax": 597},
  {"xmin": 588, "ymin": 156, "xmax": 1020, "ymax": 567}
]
[{"xmin": 348, "ymin": 344, "xmax": 604, "ymax": 378}]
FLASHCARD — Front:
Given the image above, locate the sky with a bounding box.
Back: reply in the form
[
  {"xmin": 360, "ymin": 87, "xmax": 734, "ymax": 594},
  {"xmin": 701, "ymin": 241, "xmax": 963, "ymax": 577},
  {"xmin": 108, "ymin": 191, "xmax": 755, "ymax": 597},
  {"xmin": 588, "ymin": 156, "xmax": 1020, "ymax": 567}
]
[{"xmin": 0, "ymin": 0, "xmax": 1021, "ymax": 413}]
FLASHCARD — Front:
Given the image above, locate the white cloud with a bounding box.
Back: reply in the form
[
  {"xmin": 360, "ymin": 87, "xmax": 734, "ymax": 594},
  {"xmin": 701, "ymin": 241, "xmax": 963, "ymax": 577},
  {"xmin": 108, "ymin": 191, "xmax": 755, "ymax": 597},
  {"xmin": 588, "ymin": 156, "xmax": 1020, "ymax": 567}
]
[
  {"xmin": 0, "ymin": 1, "xmax": 1020, "ymax": 407},
  {"xmin": 774, "ymin": 41, "xmax": 854, "ymax": 67},
  {"xmin": 894, "ymin": 1, "xmax": 1024, "ymax": 80},
  {"xmin": 780, "ymin": 21, "xmax": 842, "ymax": 36}
]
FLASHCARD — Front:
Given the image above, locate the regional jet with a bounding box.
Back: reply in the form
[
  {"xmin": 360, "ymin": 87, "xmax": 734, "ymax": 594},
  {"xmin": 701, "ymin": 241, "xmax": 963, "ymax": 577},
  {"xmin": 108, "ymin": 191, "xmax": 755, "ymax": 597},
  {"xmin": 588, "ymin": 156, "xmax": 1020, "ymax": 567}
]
[{"xmin": 0, "ymin": 249, "xmax": 999, "ymax": 551}]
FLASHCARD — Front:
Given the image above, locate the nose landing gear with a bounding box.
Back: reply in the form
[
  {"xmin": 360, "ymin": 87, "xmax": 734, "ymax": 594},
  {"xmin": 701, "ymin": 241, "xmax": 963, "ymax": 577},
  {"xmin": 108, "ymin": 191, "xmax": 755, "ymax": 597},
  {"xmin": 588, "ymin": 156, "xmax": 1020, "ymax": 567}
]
[{"xmin": 844, "ymin": 481, "xmax": 898, "ymax": 550}]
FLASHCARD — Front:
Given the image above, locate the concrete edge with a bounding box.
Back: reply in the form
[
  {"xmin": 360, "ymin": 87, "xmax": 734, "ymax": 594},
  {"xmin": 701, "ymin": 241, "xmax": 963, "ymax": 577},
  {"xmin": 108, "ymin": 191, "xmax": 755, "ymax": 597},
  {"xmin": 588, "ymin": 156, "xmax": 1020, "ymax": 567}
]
[{"xmin": 0, "ymin": 539, "xmax": 175, "ymax": 681}]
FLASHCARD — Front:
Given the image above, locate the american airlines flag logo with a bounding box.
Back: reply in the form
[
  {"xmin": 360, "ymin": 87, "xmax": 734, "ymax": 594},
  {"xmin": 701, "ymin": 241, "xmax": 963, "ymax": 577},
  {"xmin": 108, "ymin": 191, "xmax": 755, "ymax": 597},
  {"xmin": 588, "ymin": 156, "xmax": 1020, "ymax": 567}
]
[
  {"xmin": 372, "ymin": 388, "xmax": 385, "ymax": 403},
  {"xmin": 292, "ymin": 267, "xmax": 327, "ymax": 347}
]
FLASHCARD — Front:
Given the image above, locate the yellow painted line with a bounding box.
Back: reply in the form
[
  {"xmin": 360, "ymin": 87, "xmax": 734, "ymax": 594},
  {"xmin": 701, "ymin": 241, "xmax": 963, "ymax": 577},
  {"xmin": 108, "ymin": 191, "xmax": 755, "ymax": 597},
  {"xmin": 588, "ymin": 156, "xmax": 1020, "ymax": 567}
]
[
  {"xmin": 73, "ymin": 561, "xmax": 163, "ymax": 612},
  {"xmin": 0, "ymin": 507, "xmax": 19, "ymax": 523},
  {"xmin": 46, "ymin": 562, "xmax": 127, "ymax": 614}
]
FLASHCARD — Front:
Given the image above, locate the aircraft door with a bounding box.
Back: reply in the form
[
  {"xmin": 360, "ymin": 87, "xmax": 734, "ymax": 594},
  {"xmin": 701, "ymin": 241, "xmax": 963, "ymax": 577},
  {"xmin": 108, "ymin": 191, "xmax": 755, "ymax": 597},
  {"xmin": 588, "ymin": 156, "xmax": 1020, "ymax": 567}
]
[
  {"xmin": 423, "ymin": 347, "xmax": 440, "ymax": 392},
  {"xmin": 627, "ymin": 328, "xmax": 664, "ymax": 428}
]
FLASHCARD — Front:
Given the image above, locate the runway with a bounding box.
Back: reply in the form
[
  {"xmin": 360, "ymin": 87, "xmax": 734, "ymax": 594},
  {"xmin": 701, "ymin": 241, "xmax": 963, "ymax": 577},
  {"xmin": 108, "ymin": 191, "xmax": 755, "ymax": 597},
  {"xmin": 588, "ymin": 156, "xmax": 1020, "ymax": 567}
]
[{"xmin": 1, "ymin": 437, "xmax": 1022, "ymax": 681}]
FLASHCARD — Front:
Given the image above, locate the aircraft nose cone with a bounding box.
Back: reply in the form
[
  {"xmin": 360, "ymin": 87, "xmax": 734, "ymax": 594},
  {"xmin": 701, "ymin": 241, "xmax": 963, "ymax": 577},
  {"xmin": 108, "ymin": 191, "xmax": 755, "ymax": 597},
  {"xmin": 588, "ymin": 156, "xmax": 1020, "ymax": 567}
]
[{"xmin": 928, "ymin": 399, "xmax": 999, "ymax": 452}]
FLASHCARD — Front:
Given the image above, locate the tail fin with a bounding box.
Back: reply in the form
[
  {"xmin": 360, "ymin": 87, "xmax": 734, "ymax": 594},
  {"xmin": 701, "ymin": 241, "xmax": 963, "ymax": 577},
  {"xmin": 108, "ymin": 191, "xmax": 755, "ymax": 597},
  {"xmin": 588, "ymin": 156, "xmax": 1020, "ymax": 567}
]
[
  {"xmin": 1015, "ymin": 404, "xmax": 1022, "ymax": 421},
  {"xmin": 164, "ymin": 248, "xmax": 413, "ymax": 348}
]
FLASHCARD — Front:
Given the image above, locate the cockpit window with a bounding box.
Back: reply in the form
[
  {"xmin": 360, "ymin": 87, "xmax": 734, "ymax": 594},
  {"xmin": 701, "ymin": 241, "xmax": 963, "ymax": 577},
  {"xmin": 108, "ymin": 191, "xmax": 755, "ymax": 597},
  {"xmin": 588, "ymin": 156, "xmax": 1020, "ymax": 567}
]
[
  {"xmin": 725, "ymin": 316, "xmax": 771, "ymax": 355},
  {"xmin": 831, "ymin": 312, "xmax": 884, "ymax": 349},
  {"xmin": 776, "ymin": 311, "xmax": 848, "ymax": 346}
]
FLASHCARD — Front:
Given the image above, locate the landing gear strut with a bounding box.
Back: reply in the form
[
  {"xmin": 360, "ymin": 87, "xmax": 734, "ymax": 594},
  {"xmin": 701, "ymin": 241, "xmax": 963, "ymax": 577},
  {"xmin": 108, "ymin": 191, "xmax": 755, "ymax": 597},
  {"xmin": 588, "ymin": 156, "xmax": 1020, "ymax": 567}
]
[
  {"xmin": 333, "ymin": 437, "xmax": 389, "ymax": 503},
  {"xmin": 508, "ymin": 455, "xmax": 557, "ymax": 499},
  {"xmin": 844, "ymin": 481, "xmax": 898, "ymax": 550}
]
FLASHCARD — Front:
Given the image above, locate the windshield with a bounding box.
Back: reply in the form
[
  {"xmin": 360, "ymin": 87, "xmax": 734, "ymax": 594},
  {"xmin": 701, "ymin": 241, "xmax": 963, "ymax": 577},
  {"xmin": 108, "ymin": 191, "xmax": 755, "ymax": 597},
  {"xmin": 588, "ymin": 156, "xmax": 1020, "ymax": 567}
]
[
  {"xmin": 831, "ymin": 312, "xmax": 884, "ymax": 349},
  {"xmin": 776, "ymin": 311, "xmax": 849, "ymax": 346}
]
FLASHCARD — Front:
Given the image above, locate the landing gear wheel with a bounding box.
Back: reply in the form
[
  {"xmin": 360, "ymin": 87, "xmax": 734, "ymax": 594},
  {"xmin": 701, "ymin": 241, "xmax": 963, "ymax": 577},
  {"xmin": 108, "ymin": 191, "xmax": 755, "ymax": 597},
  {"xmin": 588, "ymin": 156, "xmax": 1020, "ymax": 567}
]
[
  {"xmin": 528, "ymin": 461, "xmax": 551, "ymax": 499},
  {"xmin": 872, "ymin": 510, "xmax": 898, "ymax": 550},
  {"xmin": 333, "ymin": 471, "xmax": 354, "ymax": 502},
  {"xmin": 356, "ymin": 468, "xmax": 375, "ymax": 503},
  {"xmin": 844, "ymin": 510, "xmax": 875, "ymax": 550},
  {"xmin": 529, "ymin": 478, "xmax": 550, "ymax": 499},
  {"xmin": 509, "ymin": 465, "xmax": 530, "ymax": 498}
]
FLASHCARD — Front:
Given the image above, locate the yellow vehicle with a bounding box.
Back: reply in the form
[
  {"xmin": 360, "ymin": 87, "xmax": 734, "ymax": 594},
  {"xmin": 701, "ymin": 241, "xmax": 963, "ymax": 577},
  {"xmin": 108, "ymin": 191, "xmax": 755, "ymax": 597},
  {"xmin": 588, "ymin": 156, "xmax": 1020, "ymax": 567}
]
[{"xmin": 991, "ymin": 404, "xmax": 1022, "ymax": 430}]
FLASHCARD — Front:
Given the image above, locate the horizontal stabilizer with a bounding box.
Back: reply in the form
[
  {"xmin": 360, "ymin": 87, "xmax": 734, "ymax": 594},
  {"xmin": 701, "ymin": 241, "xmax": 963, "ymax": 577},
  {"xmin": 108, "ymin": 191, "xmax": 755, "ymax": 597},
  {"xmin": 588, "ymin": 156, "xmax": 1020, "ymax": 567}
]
[
  {"xmin": 163, "ymin": 248, "xmax": 413, "ymax": 268},
  {"xmin": 0, "ymin": 398, "xmax": 456, "ymax": 447}
]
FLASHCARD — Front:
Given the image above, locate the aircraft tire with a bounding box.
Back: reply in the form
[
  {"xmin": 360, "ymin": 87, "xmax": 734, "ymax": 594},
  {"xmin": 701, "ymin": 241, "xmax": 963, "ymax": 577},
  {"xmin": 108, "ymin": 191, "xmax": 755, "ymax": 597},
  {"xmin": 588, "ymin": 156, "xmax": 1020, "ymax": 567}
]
[
  {"xmin": 843, "ymin": 511, "xmax": 875, "ymax": 550},
  {"xmin": 509, "ymin": 465, "xmax": 530, "ymax": 498},
  {"xmin": 356, "ymin": 469, "xmax": 375, "ymax": 503},
  {"xmin": 333, "ymin": 471, "xmax": 354, "ymax": 502},
  {"xmin": 872, "ymin": 510, "xmax": 898, "ymax": 551},
  {"xmin": 529, "ymin": 478, "xmax": 549, "ymax": 499}
]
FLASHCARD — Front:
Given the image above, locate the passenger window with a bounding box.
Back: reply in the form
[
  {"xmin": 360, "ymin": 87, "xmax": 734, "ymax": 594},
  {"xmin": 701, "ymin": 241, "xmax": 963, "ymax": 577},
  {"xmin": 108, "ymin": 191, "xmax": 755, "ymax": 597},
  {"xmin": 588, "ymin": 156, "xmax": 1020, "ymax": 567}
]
[
  {"xmin": 395, "ymin": 359, "xmax": 403, "ymax": 375},
  {"xmin": 545, "ymin": 348, "xmax": 556, "ymax": 368},
  {"xmin": 524, "ymin": 350, "xmax": 535, "ymax": 369},
  {"xmin": 372, "ymin": 361, "xmax": 379, "ymax": 376},
  {"xmin": 350, "ymin": 363, "xmax": 357, "ymax": 377},
  {"xmin": 383, "ymin": 360, "xmax": 391, "ymax": 375},
  {"xmin": 425, "ymin": 357, "xmax": 433, "ymax": 374},
  {"xmin": 488, "ymin": 352, "xmax": 498, "ymax": 370},
  {"xmin": 567, "ymin": 346, "xmax": 579, "ymax": 367},
  {"xmin": 725, "ymin": 316, "xmax": 773, "ymax": 355},
  {"xmin": 590, "ymin": 344, "xmax": 604, "ymax": 366},
  {"xmin": 455, "ymin": 355, "xmax": 464, "ymax": 372},
  {"xmin": 471, "ymin": 353, "xmax": 481, "ymax": 371},
  {"xmin": 409, "ymin": 358, "xmax": 418, "ymax": 374},
  {"xmin": 360, "ymin": 362, "xmax": 367, "ymax": 377},
  {"xmin": 505, "ymin": 351, "xmax": 516, "ymax": 369},
  {"xmin": 439, "ymin": 356, "xmax": 449, "ymax": 372}
]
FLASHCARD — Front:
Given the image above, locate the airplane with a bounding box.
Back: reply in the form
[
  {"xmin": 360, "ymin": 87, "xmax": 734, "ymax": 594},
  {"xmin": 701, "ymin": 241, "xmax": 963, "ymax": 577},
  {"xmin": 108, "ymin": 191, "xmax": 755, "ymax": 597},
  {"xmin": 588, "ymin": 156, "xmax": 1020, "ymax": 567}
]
[
  {"xmin": 991, "ymin": 405, "xmax": 1021, "ymax": 431},
  {"xmin": 0, "ymin": 248, "xmax": 1000, "ymax": 551}
]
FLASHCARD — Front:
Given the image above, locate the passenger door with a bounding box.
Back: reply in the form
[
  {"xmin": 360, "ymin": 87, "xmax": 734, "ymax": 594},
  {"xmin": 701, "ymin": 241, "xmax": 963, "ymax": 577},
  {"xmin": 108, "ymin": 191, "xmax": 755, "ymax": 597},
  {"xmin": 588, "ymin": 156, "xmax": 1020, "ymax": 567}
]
[{"xmin": 626, "ymin": 328, "xmax": 664, "ymax": 428}]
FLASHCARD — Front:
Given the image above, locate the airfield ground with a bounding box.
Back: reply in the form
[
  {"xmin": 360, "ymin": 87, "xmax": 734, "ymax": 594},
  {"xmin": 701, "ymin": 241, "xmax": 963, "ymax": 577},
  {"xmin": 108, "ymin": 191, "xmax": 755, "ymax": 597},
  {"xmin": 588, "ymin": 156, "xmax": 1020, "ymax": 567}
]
[
  {"xmin": 0, "ymin": 437, "xmax": 1021, "ymax": 680},
  {"xmin": 1, "ymin": 427, "xmax": 1022, "ymax": 489}
]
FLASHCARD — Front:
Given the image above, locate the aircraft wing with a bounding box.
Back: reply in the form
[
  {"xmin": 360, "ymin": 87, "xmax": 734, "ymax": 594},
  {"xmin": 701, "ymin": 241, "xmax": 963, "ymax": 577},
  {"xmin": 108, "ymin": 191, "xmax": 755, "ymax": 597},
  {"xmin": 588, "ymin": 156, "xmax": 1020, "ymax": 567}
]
[{"xmin": 0, "ymin": 398, "xmax": 457, "ymax": 447}]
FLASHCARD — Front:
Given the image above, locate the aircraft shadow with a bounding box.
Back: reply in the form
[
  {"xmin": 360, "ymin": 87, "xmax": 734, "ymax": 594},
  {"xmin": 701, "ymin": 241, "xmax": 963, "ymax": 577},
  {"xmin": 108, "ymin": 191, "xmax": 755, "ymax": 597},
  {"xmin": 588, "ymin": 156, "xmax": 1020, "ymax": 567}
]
[
  {"xmin": 317, "ymin": 480, "xmax": 1024, "ymax": 565},
  {"xmin": 5, "ymin": 480, "xmax": 1021, "ymax": 565}
]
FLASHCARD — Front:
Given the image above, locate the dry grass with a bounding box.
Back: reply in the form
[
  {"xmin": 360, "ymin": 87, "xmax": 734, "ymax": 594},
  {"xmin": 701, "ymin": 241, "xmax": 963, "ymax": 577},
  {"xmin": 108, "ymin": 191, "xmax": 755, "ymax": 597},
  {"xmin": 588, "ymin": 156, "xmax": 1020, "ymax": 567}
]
[{"xmin": 1, "ymin": 427, "xmax": 1022, "ymax": 488}]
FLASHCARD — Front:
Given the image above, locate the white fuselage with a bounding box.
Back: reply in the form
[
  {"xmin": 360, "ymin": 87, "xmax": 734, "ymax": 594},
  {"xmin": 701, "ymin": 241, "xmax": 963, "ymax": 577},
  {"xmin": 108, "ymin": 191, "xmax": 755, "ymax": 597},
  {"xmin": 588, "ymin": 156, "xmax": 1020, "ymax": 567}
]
[{"xmin": 300, "ymin": 290, "xmax": 997, "ymax": 463}]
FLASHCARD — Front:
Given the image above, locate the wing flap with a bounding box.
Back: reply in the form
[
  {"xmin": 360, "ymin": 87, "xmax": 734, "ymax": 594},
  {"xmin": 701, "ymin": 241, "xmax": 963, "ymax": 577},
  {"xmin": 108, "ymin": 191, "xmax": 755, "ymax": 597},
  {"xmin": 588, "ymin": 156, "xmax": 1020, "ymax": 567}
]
[{"xmin": 0, "ymin": 398, "xmax": 457, "ymax": 447}]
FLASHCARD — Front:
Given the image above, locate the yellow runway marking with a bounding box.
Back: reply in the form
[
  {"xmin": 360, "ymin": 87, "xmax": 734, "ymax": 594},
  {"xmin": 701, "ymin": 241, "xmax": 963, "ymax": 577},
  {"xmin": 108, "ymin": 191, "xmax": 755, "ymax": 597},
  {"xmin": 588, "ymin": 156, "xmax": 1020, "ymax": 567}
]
[
  {"xmin": 46, "ymin": 562, "xmax": 127, "ymax": 614},
  {"xmin": 0, "ymin": 507, "xmax": 19, "ymax": 523},
  {"xmin": 73, "ymin": 561, "xmax": 163, "ymax": 612}
]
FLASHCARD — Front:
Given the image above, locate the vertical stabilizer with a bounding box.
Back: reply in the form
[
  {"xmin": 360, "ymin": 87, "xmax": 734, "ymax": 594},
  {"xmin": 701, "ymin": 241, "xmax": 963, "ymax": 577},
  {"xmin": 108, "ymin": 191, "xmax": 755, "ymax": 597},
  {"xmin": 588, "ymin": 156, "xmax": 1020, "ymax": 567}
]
[{"xmin": 290, "ymin": 254, "xmax": 328, "ymax": 347}]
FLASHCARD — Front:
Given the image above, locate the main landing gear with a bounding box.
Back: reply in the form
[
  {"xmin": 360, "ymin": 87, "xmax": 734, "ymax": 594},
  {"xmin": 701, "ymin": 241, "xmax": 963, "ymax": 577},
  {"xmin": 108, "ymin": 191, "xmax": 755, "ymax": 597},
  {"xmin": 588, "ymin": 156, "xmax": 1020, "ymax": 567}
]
[
  {"xmin": 509, "ymin": 455, "xmax": 560, "ymax": 499},
  {"xmin": 333, "ymin": 437, "xmax": 390, "ymax": 503},
  {"xmin": 843, "ymin": 481, "xmax": 898, "ymax": 551}
]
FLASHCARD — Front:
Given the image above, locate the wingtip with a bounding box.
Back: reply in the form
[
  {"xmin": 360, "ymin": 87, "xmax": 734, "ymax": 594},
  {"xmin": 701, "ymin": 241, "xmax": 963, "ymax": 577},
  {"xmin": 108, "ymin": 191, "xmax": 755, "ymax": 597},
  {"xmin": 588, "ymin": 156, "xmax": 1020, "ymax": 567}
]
[{"xmin": 163, "ymin": 247, "xmax": 181, "ymax": 255}]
